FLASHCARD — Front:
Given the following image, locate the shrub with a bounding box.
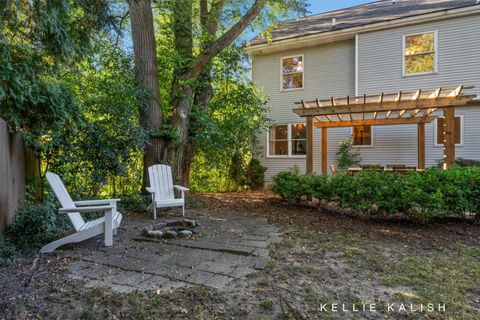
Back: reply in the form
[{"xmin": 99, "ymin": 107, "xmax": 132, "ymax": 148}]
[
  {"xmin": 455, "ymin": 158, "xmax": 480, "ymax": 167},
  {"xmin": 271, "ymin": 167, "xmax": 480, "ymax": 222},
  {"xmin": 3, "ymin": 198, "xmax": 71, "ymax": 253},
  {"xmin": 437, "ymin": 157, "xmax": 480, "ymax": 168},
  {"xmin": 118, "ymin": 193, "xmax": 151, "ymax": 213},
  {"xmin": 402, "ymin": 170, "xmax": 446, "ymax": 222},
  {"xmin": 245, "ymin": 158, "xmax": 267, "ymax": 190},
  {"xmin": 229, "ymin": 151, "xmax": 245, "ymax": 189},
  {"xmin": 271, "ymin": 169, "xmax": 309, "ymax": 203},
  {"xmin": 0, "ymin": 235, "xmax": 17, "ymax": 266},
  {"xmin": 336, "ymin": 137, "xmax": 361, "ymax": 168}
]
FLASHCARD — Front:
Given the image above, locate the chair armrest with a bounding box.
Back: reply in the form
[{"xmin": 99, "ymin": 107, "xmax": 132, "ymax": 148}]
[
  {"xmin": 74, "ymin": 199, "xmax": 121, "ymax": 206},
  {"xmin": 59, "ymin": 206, "xmax": 114, "ymax": 213},
  {"xmin": 146, "ymin": 187, "xmax": 155, "ymax": 194},
  {"xmin": 174, "ymin": 185, "xmax": 189, "ymax": 192}
]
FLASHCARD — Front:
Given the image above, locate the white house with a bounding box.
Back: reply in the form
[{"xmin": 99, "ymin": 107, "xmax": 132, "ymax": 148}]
[{"xmin": 247, "ymin": 0, "xmax": 480, "ymax": 181}]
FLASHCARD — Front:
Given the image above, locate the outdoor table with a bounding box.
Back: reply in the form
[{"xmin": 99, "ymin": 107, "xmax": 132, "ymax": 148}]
[{"xmin": 347, "ymin": 167, "xmax": 363, "ymax": 176}]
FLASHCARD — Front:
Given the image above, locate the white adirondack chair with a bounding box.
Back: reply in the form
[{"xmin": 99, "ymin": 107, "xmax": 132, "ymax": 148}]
[
  {"xmin": 146, "ymin": 164, "xmax": 189, "ymax": 219},
  {"xmin": 40, "ymin": 172, "xmax": 123, "ymax": 253}
]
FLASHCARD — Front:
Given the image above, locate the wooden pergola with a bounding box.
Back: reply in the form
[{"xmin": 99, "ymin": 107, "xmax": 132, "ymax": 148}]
[{"xmin": 292, "ymin": 85, "xmax": 477, "ymax": 175}]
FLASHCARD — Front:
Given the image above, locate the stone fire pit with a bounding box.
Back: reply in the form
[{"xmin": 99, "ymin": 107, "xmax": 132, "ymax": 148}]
[{"xmin": 142, "ymin": 219, "xmax": 201, "ymax": 239}]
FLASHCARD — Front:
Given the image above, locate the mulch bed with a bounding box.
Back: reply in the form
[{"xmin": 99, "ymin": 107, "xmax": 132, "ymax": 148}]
[{"xmin": 192, "ymin": 191, "xmax": 480, "ymax": 249}]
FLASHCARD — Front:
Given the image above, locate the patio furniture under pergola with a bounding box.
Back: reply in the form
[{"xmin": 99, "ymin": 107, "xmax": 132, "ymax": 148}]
[{"xmin": 292, "ymin": 85, "xmax": 477, "ymax": 175}]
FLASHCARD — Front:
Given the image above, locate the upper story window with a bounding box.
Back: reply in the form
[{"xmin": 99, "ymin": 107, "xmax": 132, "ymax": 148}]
[
  {"xmin": 268, "ymin": 123, "xmax": 306, "ymax": 157},
  {"xmin": 281, "ymin": 55, "xmax": 303, "ymax": 90},
  {"xmin": 403, "ymin": 31, "xmax": 437, "ymax": 76},
  {"xmin": 352, "ymin": 126, "xmax": 373, "ymax": 146}
]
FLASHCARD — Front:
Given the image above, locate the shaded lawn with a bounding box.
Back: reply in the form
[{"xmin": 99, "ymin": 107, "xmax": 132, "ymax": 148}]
[{"xmin": 1, "ymin": 191, "xmax": 479, "ymax": 319}]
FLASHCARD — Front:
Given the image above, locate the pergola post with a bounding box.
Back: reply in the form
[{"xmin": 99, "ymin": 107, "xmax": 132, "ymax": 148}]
[
  {"xmin": 292, "ymin": 86, "xmax": 475, "ymax": 173},
  {"xmin": 321, "ymin": 127, "xmax": 327, "ymax": 175},
  {"xmin": 417, "ymin": 122, "xmax": 425, "ymax": 169},
  {"xmin": 306, "ymin": 116, "xmax": 314, "ymax": 174},
  {"xmin": 443, "ymin": 107, "xmax": 456, "ymax": 169}
]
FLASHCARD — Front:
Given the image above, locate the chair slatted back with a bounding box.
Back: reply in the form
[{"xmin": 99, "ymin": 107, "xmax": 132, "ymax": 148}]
[
  {"xmin": 148, "ymin": 164, "xmax": 175, "ymax": 202},
  {"xmin": 46, "ymin": 172, "xmax": 85, "ymax": 231}
]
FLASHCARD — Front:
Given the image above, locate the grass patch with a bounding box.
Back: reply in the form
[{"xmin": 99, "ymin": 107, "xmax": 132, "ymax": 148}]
[
  {"xmin": 381, "ymin": 245, "xmax": 480, "ymax": 319},
  {"xmin": 278, "ymin": 225, "xmax": 480, "ymax": 319},
  {"xmin": 260, "ymin": 299, "xmax": 274, "ymax": 310}
]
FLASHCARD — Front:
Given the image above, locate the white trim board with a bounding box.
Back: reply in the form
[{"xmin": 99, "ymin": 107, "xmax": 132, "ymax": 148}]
[
  {"xmin": 266, "ymin": 123, "xmax": 307, "ymax": 158},
  {"xmin": 280, "ymin": 54, "xmax": 305, "ymax": 92},
  {"xmin": 402, "ymin": 30, "xmax": 438, "ymax": 77}
]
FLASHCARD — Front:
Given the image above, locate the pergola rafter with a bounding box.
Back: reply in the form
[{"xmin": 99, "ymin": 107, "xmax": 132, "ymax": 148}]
[{"xmin": 292, "ymin": 85, "xmax": 477, "ymax": 175}]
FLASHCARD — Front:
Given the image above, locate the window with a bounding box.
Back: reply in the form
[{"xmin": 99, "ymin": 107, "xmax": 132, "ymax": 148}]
[
  {"xmin": 352, "ymin": 126, "xmax": 372, "ymax": 146},
  {"xmin": 435, "ymin": 116, "xmax": 462, "ymax": 146},
  {"xmin": 291, "ymin": 124, "xmax": 307, "ymax": 155},
  {"xmin": 268, "ymin": 125, "xmax": 288, "ymax": 156},
  {"xmin": 403, "ymin": 31, "xmax": 436, "ymax": 76},
  {"xmin": 281, "ymin": 55, "xmax": 303, "ymax": 90},
  {"xmin": 267, "ymin": 123, "xmax": 307, "ymax": 157}
]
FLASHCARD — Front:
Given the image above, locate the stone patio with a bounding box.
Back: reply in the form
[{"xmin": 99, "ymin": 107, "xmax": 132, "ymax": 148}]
[{"xmin": 67, "ymin": 210, "xmax": 282, "ymax": 293}]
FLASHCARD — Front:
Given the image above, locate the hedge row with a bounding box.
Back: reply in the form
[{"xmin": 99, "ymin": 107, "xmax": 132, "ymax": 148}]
[{"xmin": 271, "ymin": 167, "xmax": 480, "ymax": 222}]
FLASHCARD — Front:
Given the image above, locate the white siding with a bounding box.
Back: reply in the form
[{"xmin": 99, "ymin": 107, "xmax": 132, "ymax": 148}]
[
  {"xmin": 357, "ymin": 14, "xmax": 480, "ymax": 167},
  {"xmin": 252, "ymin": 40, "xmax": 355, "ymax": 180},
  {"xmin": 252, "ymin": 14, "xmax": 480, "ymax": 181}
]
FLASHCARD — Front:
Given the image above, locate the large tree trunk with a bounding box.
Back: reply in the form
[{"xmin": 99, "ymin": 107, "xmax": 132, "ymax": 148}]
[
  {"xmin": 173, "ymin": 75, "xmax": 213, "ymax": 186},
  {"xmin": 169, "ymin": 0, "xmax": 194, "ymax": 184},
  {"xmin": 129, "ymin": 0, "xmax": 167, "ymax": 189},
  {"xmin": 168, "ymin": 0, "xmax": 265, "ymax": 185}
]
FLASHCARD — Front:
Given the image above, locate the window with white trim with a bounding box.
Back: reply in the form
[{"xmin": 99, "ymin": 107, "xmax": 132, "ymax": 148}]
[
  {"xmin": 435, "ymin": 116, "xmax": 463, "ymax": 146},
  {"xmin": 291, "ymin": 124, "xmax": 307, "ymax": 155},
  {"xmin": 281, "ymin": 55, "xmax": 303, "ymax": 90},
  {"xmin": 268, "ymin": 123, "xmax": 306, "ymax": 157},
  {"xmin": 268, "ymin": 125, "xmax": 288, "ymax": 156},
  {"xmin": 403, "ymin": 31, "xmax": 436, "ymax": 75},
  {"xmin": 352, "ymin": 125, "xmax": 372, "ymax": 146}
]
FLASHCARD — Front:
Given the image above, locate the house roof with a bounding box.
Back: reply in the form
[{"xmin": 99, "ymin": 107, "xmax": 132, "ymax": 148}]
[{"xmin": 250, "ymin": 0, "xmax": 479, "ymax": 47}]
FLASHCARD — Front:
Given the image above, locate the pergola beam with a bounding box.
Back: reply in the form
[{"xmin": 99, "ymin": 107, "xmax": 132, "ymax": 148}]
[
  {"xmin": 314, "ymin": 116, "xmax": 437, "ymax": 128},
  {"xmin": 295, "ymin": 86, "xmax": 476, "ymax": 174},
  {"xmin": 293, "ymin": 95, "xmax": 476, "ymax": 117}
]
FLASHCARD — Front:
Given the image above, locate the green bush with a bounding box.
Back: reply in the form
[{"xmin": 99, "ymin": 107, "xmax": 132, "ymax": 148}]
[
  {"xmin": 455, "ymin": 158, "xmax": 480, "ymax": 167},
  {"xmin": 271, "ymin": 169, "xmax": 310, "ymax": 203},
  {"xmin": 271, "ymin": 167, "xmax": 480, "ymax": 222},
  {"xmin": 0, "ymin": 196, "xmax": 77, "ymax": 264},
  {"xmin": 437, "ymin": 157, "xmax": 480, "ymax": 168},
  {"xmin": 245, "ymin": 158, "xmax": 267, "ymax": 190},
  {"xmin": 0, "ymin": 234, "xmax": 17, "ymax": 266},
  {"xmin": 336, "ymin": 137, "xmax": 361, "ymax": 168},
  {"xmin": 3, "ymin": 198, "xmax": 71, "ymax": 254},
  {"xmin": 118, "ymin": 193, "xmax": 151, "ymax": 213}
]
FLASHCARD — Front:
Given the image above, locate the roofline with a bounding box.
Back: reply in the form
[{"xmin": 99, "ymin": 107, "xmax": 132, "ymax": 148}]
[{"xmin": 246, "ymin": 4, "xmax": 480, "ymax": 55}]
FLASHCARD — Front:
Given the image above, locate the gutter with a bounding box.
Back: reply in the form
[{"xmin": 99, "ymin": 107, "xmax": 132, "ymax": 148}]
[{"xmin": 246, "ymin": 5, "xmax": 480, "ymax": 54}]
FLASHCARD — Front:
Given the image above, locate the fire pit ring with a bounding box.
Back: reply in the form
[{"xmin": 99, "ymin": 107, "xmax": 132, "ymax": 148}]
[{"xmin": 142, "ymin": 219, "xmax": 201, "ymax": 239}]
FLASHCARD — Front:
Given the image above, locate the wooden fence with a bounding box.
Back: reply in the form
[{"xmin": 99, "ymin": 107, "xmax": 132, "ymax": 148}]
[{"xmin": 0, "ymin": 118, "xmax": 26, "ymax": 231}]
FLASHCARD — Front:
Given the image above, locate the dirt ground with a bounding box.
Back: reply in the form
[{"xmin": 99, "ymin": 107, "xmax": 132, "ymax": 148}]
[{"xmin": 1, "ymin": 191, "xmax": 479, "ymax": 320}]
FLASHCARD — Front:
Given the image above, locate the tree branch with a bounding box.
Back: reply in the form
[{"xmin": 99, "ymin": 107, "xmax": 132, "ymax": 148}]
[
  {"xmin": 205, "ymin": 0, "xmax": 224, "ymax": 36},
  {"xmin": 189, "ymin": 0, "xmax": 265, "ymax": 79},
  {"xmin": 200, "ymin": 0, "xmax": 208, "ymax": 27}
]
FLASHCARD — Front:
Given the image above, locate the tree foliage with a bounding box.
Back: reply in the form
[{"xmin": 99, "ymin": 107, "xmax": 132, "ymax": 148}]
[
  {"xmin": 42, "ymin": 36, "xmax": 148, "ymax": 197},
  {"xmin": 0, "ymin": 0, "xmax": 117, "ymax": 146},
  {"xmin": 129, "ymin": 0, "xmax": 308, "ymax": 186}
]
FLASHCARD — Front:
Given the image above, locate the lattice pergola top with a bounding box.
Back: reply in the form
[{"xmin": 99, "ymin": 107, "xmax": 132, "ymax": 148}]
[{"xmin": 293, "ymin": 85, "xmax": 477, "ymax": 128}]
